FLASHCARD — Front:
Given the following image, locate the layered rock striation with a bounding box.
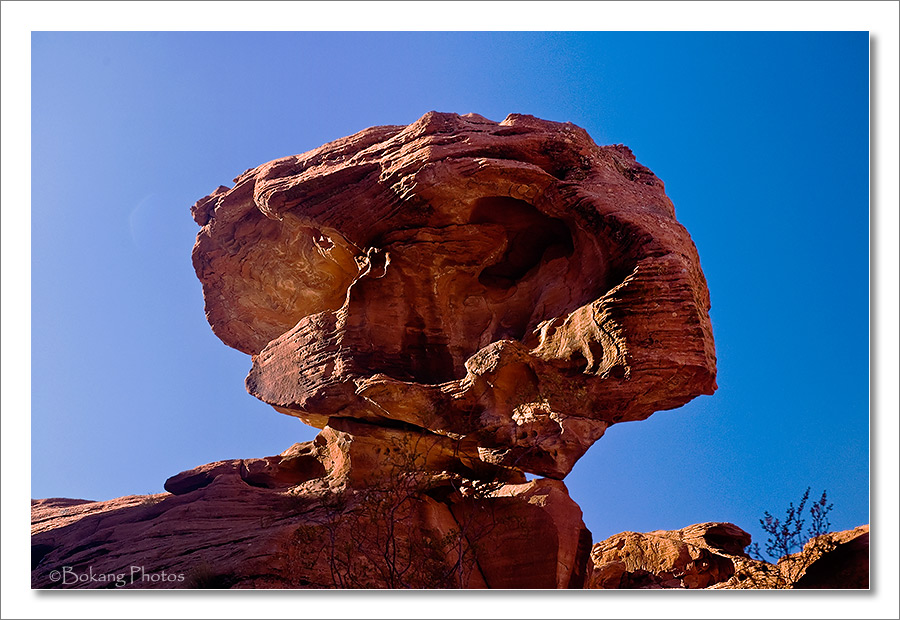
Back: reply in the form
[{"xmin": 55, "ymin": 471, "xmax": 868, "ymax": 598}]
[{"xmin": 191, "ymin": 111, "xmax": 717, "ymax": 478}]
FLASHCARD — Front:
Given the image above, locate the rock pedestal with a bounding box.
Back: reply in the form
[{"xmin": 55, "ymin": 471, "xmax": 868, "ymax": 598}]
[{"xmin": 32, "ymin": 426, "xmax": 591, "ymax": 589}]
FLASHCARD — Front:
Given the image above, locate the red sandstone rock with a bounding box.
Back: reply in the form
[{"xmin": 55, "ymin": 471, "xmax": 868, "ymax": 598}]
[
  {"xmin": 31, "ymin": 429, "xmax": 590, "ymax": 589},
  {"xmin": 191, "ymin": 111, "xmax": 717, "ymax": 478},
  {"xmin": 587, "ymin": 522, "xmax": 753, "ymax": 589},
  {"xmin": 589, "ymin": 522, "xmax": 870, "ymax": 590},
  {"xmin": 790, "ymin": 524, "xmax": 869, "ymax": 589},
  {"xmin": 714, "ymin": 524, "xmax": 871, "ymax": 589}
]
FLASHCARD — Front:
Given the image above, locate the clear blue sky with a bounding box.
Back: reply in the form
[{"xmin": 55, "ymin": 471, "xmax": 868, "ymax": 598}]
[{"xmin": 31, "ymin": 31, "xmax": 869, "ymax": 547}]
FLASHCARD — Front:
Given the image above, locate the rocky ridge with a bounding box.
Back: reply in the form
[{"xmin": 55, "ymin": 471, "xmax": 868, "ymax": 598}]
[
  {"xmin": 32, "ymin": 433, "xmax": 590, "ymax": 589},
  {"xmin": 587, "ymin": 522, "xmax": 869, "ymax": 590}
]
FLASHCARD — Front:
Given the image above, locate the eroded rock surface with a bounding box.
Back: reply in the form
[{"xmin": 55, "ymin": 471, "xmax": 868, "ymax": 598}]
[
  {"xmin": 191, "ymin": 111, "xmax": 717, "ymax": 478},
  {"xmin": 588, "ymin": 522, "xmax": 870, "ymax": 590},
  {"xmin": 711, "ymin": 524, "xmax": 870, "ymax": 589},
  {"xmin": 587, "ymin": 522, "xmax": 753, "ymax": 589},
  {"xmin": 31, "ymin": 427, "xmax": 590, "ymax": 589}
]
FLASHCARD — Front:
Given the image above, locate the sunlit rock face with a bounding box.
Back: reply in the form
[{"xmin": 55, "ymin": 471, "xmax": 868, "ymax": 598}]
[{"xmin": 192, "ymin": 111, "xmax": 717, "ymax": 479}]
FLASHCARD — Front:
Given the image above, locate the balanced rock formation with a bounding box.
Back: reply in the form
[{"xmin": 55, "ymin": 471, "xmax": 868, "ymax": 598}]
[
  {"xmin": 33, "ymin": 111, "xmax": 717, "ymax": 589},
  {"xmin": 191, "ymin": 111, "xmax": 717, "ymax": 478}
]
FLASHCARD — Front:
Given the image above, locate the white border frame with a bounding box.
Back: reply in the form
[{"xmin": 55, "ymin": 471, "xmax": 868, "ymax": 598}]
[{"xmin": 3, "ymin": 2, "xmax": 897, "ymax": 618}]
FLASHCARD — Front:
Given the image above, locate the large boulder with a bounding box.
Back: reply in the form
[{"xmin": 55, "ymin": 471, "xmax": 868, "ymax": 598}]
[{"xmin": 191, "ymin": 111, "xmax": 717, "ymax": 478}]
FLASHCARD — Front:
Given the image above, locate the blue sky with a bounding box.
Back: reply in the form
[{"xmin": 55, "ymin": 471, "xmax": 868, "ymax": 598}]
[{"xmin": 31, "ymin": 31, "xmax": 870, "ymax": 549}]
